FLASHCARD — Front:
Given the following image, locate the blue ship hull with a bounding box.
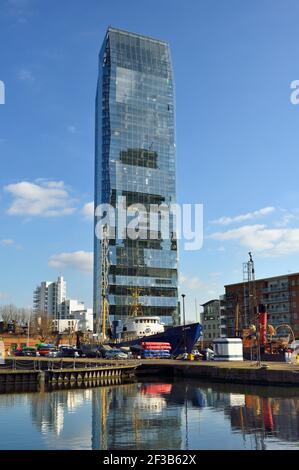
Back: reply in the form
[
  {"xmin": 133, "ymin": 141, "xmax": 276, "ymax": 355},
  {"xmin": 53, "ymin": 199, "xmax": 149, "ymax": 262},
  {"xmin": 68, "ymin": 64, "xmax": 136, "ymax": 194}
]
[{"xmin": 116, "ymin": 322, "xmax": 202, "ymax": 356}]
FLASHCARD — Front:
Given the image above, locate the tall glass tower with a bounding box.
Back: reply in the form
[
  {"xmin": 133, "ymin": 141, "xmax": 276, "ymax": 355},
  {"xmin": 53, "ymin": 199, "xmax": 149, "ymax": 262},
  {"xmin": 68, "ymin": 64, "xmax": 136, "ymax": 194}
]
[{"xmin": 94, "ymin": 27, "xmax": 178, "ymax": 331}]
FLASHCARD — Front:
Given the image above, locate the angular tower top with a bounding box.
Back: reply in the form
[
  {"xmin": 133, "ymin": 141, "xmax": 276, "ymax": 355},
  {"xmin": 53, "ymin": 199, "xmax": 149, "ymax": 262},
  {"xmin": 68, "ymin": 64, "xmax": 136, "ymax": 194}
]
[{"xmin": 106, "ymin": 26, "xmax": 168, "ymax": 46}]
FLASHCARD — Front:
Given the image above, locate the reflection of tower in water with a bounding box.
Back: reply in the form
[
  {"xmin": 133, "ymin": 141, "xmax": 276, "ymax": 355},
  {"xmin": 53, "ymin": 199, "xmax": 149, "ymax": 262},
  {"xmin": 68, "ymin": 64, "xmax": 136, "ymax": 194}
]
[
  {"xmin": 91, "ymin": 382, "xmax": 182, "ymax": 449},
  {"xmin": 30, "ymin": 391, "xmax": 65, "ymax": 436},
  {"xmin": 30, "ymin": 389, "xmax": 92, "ymax": 437}
]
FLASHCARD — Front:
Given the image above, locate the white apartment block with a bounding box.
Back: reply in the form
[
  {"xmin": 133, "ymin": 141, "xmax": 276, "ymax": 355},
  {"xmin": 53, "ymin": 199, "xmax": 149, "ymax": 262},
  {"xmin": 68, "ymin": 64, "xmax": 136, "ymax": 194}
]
[
  {"xmin": 72, "ymin": 308, "xmax": 93, "ymax": 331},
  {"xmin": 53, "ymin": 309, "xmax": 93, "ymax": 333},
  {"xmin": 61, "ymin": 299, "xmax": 85, "ymax": 319},
  {"xmin": 33, "ymin": 277, "xmax": 93, "ymax": 332},
  {"xmin": 33, "ymin": 276, "xmax": 66, "ymax": 319}
]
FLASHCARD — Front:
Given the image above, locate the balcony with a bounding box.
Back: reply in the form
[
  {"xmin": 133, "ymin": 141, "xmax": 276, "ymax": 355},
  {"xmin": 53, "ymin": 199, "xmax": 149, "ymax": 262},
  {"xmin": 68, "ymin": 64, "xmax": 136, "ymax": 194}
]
[
  {"xmin": 262, "ymin": 295, "xmax": 289, "ymax": 303},
  {"xmin": 262, "ymin": 285, "xmax": 289, "ymax": 293},
  {"xmin": 267, "ymin": 307, "xmax": 290, "ymax": 314}
]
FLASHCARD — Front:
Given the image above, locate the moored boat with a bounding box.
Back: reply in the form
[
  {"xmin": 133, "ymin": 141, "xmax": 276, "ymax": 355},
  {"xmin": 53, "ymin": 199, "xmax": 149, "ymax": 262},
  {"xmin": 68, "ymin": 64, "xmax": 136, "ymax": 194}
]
[{"xmin": 115, "ymin": 322, "xmax": 202, "ymax": 356}]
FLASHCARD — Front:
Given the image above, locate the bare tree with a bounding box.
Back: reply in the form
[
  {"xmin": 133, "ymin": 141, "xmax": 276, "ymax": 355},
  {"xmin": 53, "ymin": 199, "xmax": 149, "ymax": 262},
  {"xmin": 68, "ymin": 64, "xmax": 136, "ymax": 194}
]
[
  {"xmin": 18, "ymin": 308, "xmax": 31, "ymax": 324},
  {"xmin": 0, "ymin": 304, "xmax": 18, "ymax": 322},
  {"xmin": 32, "ymin": 312, "xmax": 54, "ymax": 343}
]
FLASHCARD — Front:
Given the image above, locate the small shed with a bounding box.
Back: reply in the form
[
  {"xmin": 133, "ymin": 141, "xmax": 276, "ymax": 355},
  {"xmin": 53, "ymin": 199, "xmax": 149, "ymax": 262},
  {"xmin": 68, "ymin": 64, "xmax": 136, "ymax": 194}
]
[{"xmin": 212, "ymin": 338, "xmax": 243, "ymax": 361}]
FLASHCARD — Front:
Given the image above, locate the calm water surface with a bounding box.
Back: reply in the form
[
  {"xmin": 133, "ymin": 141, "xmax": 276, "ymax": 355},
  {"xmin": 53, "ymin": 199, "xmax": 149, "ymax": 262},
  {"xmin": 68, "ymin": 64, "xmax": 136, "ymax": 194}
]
[{"xmin": 0, "ymin": 379, "xmax": 299, "ymax": 450}]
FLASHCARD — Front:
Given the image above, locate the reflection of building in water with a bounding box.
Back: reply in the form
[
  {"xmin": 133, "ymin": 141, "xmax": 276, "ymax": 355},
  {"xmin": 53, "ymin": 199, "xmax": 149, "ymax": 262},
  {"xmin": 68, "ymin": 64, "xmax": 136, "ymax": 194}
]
[
  {"xmin": 228, "ymin": 394, "xmax": 299, "ymax": 446},
  {"xmin": 163, "ymin": 381, "xmax": 299, "ymax": 449},
  {"xmin": 193, "ymin": 383, "xmax": 299, "ymax": 449},
  {"xmin": 30, "ymin": 389, "xmax": 92, "ymax": 436},
  {"xmin": 92, "ymin": 382, "xmax": 182, "ymax": 449},
  {"xmin": 30, "ymin": 392, "xmax": 64, "ymax": 436}
]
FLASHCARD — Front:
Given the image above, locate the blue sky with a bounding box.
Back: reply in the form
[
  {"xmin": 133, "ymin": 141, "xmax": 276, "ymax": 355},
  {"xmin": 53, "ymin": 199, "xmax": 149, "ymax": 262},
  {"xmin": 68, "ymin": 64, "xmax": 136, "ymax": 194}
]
[{"xmin": 1, "ymin": 0, "xmax": 299, "ymax": 319}]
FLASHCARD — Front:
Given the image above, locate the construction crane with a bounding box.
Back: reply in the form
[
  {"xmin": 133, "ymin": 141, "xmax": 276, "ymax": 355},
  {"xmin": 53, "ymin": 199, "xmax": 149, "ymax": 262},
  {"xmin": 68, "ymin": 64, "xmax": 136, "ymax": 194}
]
[{"xmin": 98, "ymin": 224, "xmax": 111, "ymax": 341}]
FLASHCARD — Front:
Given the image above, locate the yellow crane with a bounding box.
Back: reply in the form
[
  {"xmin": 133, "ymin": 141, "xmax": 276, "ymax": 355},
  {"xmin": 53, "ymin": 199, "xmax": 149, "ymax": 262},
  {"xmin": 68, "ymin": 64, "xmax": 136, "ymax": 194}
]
[{"xmin": 99, "ymin": 225, "xmax": 111, "ymax": 341}]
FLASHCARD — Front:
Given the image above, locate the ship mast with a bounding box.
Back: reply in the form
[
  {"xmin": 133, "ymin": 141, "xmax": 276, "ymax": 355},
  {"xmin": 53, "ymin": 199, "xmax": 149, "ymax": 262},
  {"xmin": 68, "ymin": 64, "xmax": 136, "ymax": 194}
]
[{"xmin": 129, "ymin": 287, "xmax": 143, "ymax": 317}]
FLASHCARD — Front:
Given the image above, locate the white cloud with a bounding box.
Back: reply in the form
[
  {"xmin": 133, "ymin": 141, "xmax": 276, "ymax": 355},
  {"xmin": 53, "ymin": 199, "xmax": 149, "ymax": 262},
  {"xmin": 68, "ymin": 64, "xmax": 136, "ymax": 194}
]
[
  {"xmin": 1, "ymin": 239, "xmax": 14, "ymax": 246},
  {"xmin": 179, "ymin": 273, "xmax": 220, "ymax": 296},
  {"xmin": 67, "ymin": 125, "xmax": 76, "ymax": 134},
  {"xmin": 210, "ymin": 224, "xmax": 299, "ymax": 256},
  {"xmin": 4, "ymin": 180, "xmax": 76, "ymax": 217},
  {"xmin": 209, "ymin": 272, "xmax": 222, "ymax": 277},
  {"xmin": 81, "ymin": 201, "xmax": 94, "ymax": 219},
  {"xmin": 180, "ymin": 274, "xmax": 205, "ymax": 290},
  {"xmin": 211, "ymin": 207, "xmax": 275, "ymax": 225},
  {"xmin": 0, "ymin": 239, "xmax": 22, "ymax": 250},
  {"xmin": 17, "ymin": 68, "xmax": 35, "ymax": 81},
  {"xmin": 0, "ymin": 292, "xmax": 8, "ymax": 300},
  {"xmin": 49, "ymin": 251, "xmax": 93, "ymax": 273},
  {"xmin": 4, "ymin": 0, "xmax": 35, "ymax": 23},
  {"xmin": 274, "ymin": 209, "xmax": 299, "ymax": 228}
]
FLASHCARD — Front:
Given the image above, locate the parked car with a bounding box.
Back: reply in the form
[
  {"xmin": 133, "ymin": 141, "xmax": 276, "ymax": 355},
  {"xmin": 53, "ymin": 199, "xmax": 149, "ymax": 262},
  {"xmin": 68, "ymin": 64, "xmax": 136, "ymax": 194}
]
[
  {"xmin": 13, "ymin": 346, "xmax": 37, "ymax": 357},
  {"xmin": 80, "ymin": 344, "xmax": 102, "ymax": 358},
  {"xmin": 13, "ymin": 347, "xmax": 24, "ymax": 357},
  {"xmin": 21, "ymin": 347, "xmax": 37, "ymax": 357},
  {"xmin": 37, "ymin": 348, "xmax": 54, "ymax": 357},
  {"xmin": 36, "ymin": 343, "xmax": 56, "ymax": 357},
  {"xmin": 47, "ymin": 349, "xmax": 60, "ymax": 357},
  {"xmin": 58, "ymin": 346, "xmax": 82, "ymax": 358},
  {"xmin": 103, "ymin": 349, "xmax": 128, "ymax": 360}
]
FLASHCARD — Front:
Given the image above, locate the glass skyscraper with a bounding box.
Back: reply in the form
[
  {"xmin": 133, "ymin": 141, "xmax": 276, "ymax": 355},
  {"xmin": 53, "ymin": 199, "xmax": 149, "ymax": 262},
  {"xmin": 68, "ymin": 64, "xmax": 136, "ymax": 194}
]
[{"xmin": 94, "ymin": 27, "xmax": 178, "ymax": 330}]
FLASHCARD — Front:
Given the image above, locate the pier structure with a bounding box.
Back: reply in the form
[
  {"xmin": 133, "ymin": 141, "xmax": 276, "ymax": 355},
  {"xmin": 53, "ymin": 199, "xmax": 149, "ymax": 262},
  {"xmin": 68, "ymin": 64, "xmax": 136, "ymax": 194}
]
[{"xmin": 0, "ymin": 357, "xmax": 139, "ymax": 390}]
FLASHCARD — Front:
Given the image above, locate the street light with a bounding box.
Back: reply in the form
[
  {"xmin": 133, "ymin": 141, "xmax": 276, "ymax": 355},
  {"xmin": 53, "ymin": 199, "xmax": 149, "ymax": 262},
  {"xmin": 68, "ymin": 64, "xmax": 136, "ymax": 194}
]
[
  {"xmin": 181, "ymin": 294, "xmax": 187, "ymax": 355},
  {"xmin": 27, "ymin": 310, "xmax": 31, "ymax": 347}
]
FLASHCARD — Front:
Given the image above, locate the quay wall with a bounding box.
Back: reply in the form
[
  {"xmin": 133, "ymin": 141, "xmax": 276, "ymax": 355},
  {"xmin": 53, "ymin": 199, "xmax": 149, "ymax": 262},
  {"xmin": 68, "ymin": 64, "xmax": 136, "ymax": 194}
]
[
  {"xmin": 2, "ymin": 358, "xmax": 299, "ymax": 388},
  {"xmin": 137, "ymin": 360, "xmax": 299, "ymax": 386}
]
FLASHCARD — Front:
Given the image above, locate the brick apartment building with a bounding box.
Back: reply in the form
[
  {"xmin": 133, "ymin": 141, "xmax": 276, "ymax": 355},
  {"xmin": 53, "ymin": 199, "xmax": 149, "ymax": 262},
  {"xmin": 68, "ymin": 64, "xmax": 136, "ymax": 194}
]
[{"xmin": 224, "ymin": 272, "xmax": 299, "ymax": 338}]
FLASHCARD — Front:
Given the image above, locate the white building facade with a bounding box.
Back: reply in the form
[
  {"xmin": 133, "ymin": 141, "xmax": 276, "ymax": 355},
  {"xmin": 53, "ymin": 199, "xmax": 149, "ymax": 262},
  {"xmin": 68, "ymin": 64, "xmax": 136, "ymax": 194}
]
[
  {"xmin": 33, "ymin": 277, "xmax": 93, "ymax": 332},
  {"xmin": 53, "ymin": 309, "xmax": 93, "ymax": 333},
  {"xmin": 33, "ymin": 276, "xmax": 66, "ymax": 319}
]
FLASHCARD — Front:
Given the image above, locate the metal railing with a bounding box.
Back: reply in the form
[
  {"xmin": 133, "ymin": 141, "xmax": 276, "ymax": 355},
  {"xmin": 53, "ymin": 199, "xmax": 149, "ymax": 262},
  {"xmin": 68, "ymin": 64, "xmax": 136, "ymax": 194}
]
[{"xmin": 0, "ymin": 357, "xmax": 140, "ymax": 372}]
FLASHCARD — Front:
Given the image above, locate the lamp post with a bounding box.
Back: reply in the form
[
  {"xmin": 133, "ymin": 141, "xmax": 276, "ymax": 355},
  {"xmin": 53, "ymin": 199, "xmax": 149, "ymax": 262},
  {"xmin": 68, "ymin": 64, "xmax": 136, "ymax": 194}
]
[
  {"xmin": 27, "ymin": 310, "xmax": 31, "ymax": 347},
  {"xmin": 181, "ymin": 294, "xmax": 187, "ymax": 355}
]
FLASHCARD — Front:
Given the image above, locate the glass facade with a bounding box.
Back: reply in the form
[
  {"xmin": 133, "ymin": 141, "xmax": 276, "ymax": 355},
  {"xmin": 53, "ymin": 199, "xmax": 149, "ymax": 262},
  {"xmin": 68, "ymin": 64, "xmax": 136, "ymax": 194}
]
[{"xmin": 94, "ymin": 27, "xmax": 178, "ymax": 328}]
